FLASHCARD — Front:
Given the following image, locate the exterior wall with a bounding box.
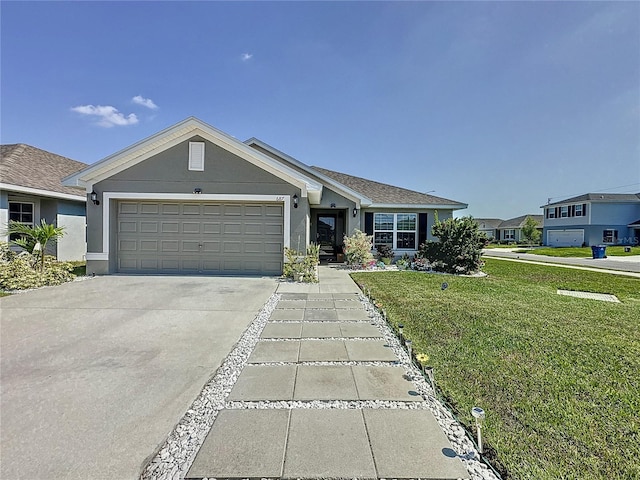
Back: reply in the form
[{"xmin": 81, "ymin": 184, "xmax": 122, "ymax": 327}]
[
  {"xmin": 56, "ymin": 200, "xmax": 87, "ymax": 261},
  {"xmin": 590, "ymin": 202, "xmax": 639, "ymax": 225},
  {"xmin": 87, "ymin": 137, "xmax": 307, "ymax": 274}
]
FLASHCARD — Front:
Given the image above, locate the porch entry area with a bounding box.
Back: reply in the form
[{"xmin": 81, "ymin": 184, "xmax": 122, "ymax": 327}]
[{"xmin": 312, "ymin": 209, "xmax": 347, "ymax": 263}]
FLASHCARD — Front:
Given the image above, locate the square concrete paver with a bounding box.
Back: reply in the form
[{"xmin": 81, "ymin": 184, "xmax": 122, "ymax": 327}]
[
  {"xmin": 283, "ymin": 410, "xmax": 376, "ymax": 479},
  {"xmin": 261, "ymin": 323, "xmax": 303, "ymax": 339},
  {"xmin": 306, "ymin": 293, "xmax": 335, "ymax": 300},
  {"xmin": 334, "ymin": 299, "xmax": 361, "ymax": 309},
  {"xmin": 300, "ymin": 322, "xmax": 342, "ymax": 338},
  {"xmin": 270, "ymin": 309, "xmax": 305, "ymax": 321},
  {"xmin": 298, "ymin": 339, "xmax": 349, "ymax": 361},
  {"xmin": 304, "ymin": 309, "xmax": 338, "ymax": 321},
  {"xmin": 345, "ymin": 340, "xmax": 398, "ymax": 361},
  {"xmin": 293, "ymin": 365, "xmax": 358, "ymax": 400},
  {"xmin": 337, "ymin": 309, "xmax": 371, "ymax": 321},
  {"xmin": 187, "ymin": 409, "xmax": 290, "ymax": 479},
  {"xmin": 340, "ymin": 323, "xmax": 382, "ymax": 338},
  {"xmin": 227, "ymin": 365, "xmax": 296, "ymax": 401},
  {"xmin": 363, "ymin": 409, "xmax": 470, "ymax": 479},
  {"xmin": 276, "ymin": 300, "xmax": 306, "ymax": 309},
  {"xmin": 352, "ymin": 366, "xmax": 422, "ymax": 401},
  {"xmin": 331, "ymin": 293, "xmax": 361, "ymax": 300},
  {"xmin": 305, "ymin": 300, "xmax": 335, "ymax": 309},
  {"xmin": 248, "ymin": 341, "xmax": 299, "ymax": 363},
  {"xmin": 279, "ymin": 293, "xmax": 308, "ymax": 300}
]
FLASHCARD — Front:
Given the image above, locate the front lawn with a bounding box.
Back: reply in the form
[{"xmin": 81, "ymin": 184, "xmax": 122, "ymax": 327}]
[
  {"xmin": 352, "ymin": 260, "xmax": 640, "ymax": 480},
  {"xmin": 513, "ymin": 246, "xmax": 640, "ymax": 257}
]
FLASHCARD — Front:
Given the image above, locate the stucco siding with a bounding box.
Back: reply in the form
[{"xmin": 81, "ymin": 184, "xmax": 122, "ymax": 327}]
[
  {"xmin": 57, "ymin": 213, "xmax": 86, "ymax": 261},
  {"xmin": 591, "ymin": 203, "xmax": 640, "ymax": 225}
]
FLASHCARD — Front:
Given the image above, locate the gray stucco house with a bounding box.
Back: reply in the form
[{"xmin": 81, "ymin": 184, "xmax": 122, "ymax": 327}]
[
  {"xmin": 63, "ymin": 117, "xmax": 467, "ymax": 275},
  {"xmin": 1, "ymin": 144, "xmax": 87, "ymax": 261},
  {"xmin": 542, "ymin": 193, "xmax": 640, "ymax": 247}
]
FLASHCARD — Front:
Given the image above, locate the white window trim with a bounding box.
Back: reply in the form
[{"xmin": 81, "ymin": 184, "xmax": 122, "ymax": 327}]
[
  {"xmin": 188, "ymin": 141, "xmax": 205, "ymax": 171},
  {"xmin": 373, "ymin": 212, "xmax": 418, "ymax": 250},
  {"xmin": 504, "ymin": 229, "xmax": 516, "ymax": 240},
  {"xmin": 86, "ymin": 192, "xmax": 291, "ymax": 261}
]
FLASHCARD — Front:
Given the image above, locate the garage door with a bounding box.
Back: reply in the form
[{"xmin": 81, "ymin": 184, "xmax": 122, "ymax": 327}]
[
  {"xmin": 116, "ymin": 201, "xmax": 284, "ymax": 275},
  {"xmin": 547, "ymin": 229, "xmax": 584, "ymax": 247}
]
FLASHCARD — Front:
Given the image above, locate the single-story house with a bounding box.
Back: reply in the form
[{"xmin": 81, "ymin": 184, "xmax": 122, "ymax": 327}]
[
  {"xmin": 63, "ymin": 117, "xmax": 467, "ymax": 275},
  {"xmin": 541, "ymin": 193, "xmax": 640, "ymax": 247},
  {"xmin": 474, "ymin": 215, "xmax": 543, "ymax": 243},
  {"xmin": 474, "ymin": 218, "xmax": 503, "ymax": 241},
  {"xmin": 0, "ymin": 144, "xmax": 88, "ymax": 261}
]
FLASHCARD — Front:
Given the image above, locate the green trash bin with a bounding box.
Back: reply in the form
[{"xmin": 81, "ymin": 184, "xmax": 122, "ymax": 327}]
[{"xmin": 591, "ymin": 245, "xmax": 606, "ymax": 259}]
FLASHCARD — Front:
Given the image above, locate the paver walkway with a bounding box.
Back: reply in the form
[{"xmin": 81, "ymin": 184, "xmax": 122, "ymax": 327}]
[{"xmin": 186, "ymin": 266, "xmax": 470, "ymax": 479}]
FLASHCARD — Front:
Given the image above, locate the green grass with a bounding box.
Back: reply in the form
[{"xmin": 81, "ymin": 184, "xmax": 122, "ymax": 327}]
[
  {"xmin": 352, "ymin": 260, "xmax": 640, "ymax": 480},
  {"xmin": 513, "ymin": 246, "xmax": 640, "ymax": 257}
]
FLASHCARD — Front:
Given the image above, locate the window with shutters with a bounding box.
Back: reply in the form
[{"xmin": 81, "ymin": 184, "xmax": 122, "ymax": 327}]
[
  {"xmin": 373, "ymin": 213, "xmax": 417, "ymax": 250},
  {"xmin": 188, "ymin": 141, "xmax": 205, "ymax": 171}
]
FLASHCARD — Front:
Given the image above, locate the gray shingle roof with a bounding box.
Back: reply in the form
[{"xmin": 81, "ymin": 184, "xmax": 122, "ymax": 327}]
[
  {"xmin": 498, "ymin": 214, "xmax": 543, "ymax": 229},
  {"xmin": 310, "ymin": 166, "xmax": 466, "ymax": 207},
  {"xmin": 1, "ymin": 144, "xmax": 87, "ymax": 198},
  {"xmin": 474, "ymin": 218, "xmax": 503, "ymax": 229},
  {"xmin": 545, "ymin": 193, "xmax": 640, "ymax": 207}
]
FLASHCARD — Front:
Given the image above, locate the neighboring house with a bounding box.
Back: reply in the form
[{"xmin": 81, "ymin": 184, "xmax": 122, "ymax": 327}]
[
  {"xmin": 0, "ymin": 144, "xmax": 88, "ymax": 261},
  {"xmin": 541, "ymin": 193, "xmax": 640, "ymax": 247},
  {"xmin": 474, "ymin": 216, "xmax": 542, "ymax": 243},
  {"xmin": 63, "ymin": 117, "xmax": 467, "ymax": 275},
  {"xmin": 496, "ymin": 214, "xmax": 543, "ymax": 243},
  {"xmin": 474, "ymin": 218, "xmax": 502, "ymax": 241}
]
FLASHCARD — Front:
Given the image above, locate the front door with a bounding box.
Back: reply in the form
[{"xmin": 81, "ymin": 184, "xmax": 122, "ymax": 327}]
[{"xmin": 317, "ymin": 214, "xmax": 337, "ymax": 260}]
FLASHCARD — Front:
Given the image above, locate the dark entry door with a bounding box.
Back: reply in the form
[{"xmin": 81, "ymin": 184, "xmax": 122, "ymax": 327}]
[{"xmin": 317, "ymin": 214, "xmax": 337, "ymax": 259}]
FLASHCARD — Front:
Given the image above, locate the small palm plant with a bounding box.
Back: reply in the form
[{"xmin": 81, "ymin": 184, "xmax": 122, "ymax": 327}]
[{"xmin": 6, "ymin": 220, "xmax": 65, "ymax": 272}]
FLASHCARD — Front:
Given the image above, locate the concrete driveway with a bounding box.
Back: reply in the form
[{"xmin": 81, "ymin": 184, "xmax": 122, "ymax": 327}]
[{"xmin": 0, "ymin": 275, "xmax": 278, "ymax": 480}]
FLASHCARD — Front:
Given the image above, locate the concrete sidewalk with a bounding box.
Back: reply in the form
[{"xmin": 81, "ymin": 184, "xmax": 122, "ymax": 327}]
[{"xmin": 186, "ymin": 266, "xmax": 470, "ymax": 480}]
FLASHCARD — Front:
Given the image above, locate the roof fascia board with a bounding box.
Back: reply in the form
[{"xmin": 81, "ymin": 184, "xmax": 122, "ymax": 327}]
[
  {"xmin": 0, "ymin": 183, "xmax": 86, "ymax": 202},
  {"xmin": 366, "ymin": 203, "xmax": 468, "ymax": 210},
  {"xmin": 245, "ymin": 138, "xmax": 371, "ymax": 207},
  {"xmin": 62, "ymin": 118, "xmax": 322, "ymax": 200}
]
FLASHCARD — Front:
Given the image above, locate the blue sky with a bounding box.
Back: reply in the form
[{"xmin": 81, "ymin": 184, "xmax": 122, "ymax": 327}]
[{"xmin": 2, "ymin": 1, "xmax": 638, "ymax": 219}]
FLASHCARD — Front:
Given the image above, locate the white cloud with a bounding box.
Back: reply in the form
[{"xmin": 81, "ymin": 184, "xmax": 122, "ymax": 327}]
[
  {"xmin": 71, "ymin": 105, "xmax": 138, "ymax": 127},
  {"xmin": 241, "ymin": 52, "xmax": 253, "ymax": 61},
  {"xmin": 132, "ymin": 95, "xmax": 158, "ymax": 110}
]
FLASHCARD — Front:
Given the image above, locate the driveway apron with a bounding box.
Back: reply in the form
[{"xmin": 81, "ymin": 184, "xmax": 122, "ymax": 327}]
[
  {"xmin": 187, "ymin": 266, "xmax": 470, "ymax": 479},
  {"xmin": 0, "ymin": 275, "xmax": 278, "ymax": 480}
]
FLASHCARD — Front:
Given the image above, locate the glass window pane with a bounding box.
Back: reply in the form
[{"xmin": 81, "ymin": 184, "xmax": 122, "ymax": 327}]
[
  {"xmin": 396, "ymin": 232, "xmax": 416, "ymax": 249},
  {"xmin": 22, "ymin": 213, "xmax": 33, "ymax": 224},
  {"xmin": 374, "ymin": 232, "xmax": 393, "ymax": 248},
  {"xmin": 397, "ymin": 213, "xmax": 416, "ymax": 231},
  {"xmin": 374, "ymin": 213, "xmax": 394, "ymax": 230}
]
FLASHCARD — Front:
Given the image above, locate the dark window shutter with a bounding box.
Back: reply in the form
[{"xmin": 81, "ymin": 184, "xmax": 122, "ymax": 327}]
[
  {"xmin": 583, "ymin": 203, "xmax": 587, "ymax": 217},
  {"xmin": 364, "ymin": 212, "xmax": 374, "ymax": 235},
  {"xmin": 418, "ymin": 213, "xmax": 428, "ymax": 247}
]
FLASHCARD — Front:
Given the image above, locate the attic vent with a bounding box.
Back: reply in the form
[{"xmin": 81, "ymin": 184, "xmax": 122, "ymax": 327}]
[{"xmin": 189, "ymin": 142, "xmax": 205, "ymax": 171}]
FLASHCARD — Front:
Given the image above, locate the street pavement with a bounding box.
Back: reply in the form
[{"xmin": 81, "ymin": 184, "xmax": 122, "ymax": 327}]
[{"xmin": 483, "ymin": 248, "xmax": 640, "ymax": 276}]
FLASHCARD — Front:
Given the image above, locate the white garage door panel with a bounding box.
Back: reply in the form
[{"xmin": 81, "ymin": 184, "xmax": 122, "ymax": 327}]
[
  {"xmin": 547, "ymin": 229, "xmax": 584, "ymax": 247},
  {"xmin": 117, "ymin": 201, "xmax": 284, "ymax": 275}
]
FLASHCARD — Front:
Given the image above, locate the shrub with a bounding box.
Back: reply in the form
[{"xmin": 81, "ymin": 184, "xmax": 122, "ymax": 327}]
[
  {"xmin": 282, "ymin": 245, "xmax": 318, "ymax": 283},
  {"xmin": 416, "ymin": 215, "xmax": 487, "ymax": 274},
  {"xmin": 343, "ymin": 229, "xmax": 374, "ymax": 267},
  {"xmin": 375, "ymin": 244, "xmax": 394, "ymax": 262},
  {"xmin": 0, "ymin": 243, "xmax": 75, "ymax": 291}
]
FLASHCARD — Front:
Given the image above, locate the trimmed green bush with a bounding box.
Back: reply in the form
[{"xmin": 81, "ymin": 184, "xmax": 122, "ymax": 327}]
[
  {"xmin": 416, "ymin": 216, "xmax": 487, "ymax": 274},
  {"xmin": 0, "ymin": 242, "xmax": 75, "ymax": 291}
]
